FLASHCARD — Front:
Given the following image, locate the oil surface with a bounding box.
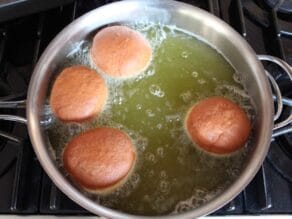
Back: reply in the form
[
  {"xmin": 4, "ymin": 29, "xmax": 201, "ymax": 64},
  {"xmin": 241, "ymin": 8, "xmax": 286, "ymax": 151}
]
[{"xmin": 46, "ymin": 24, "xmax": 255, "ymax": 215}]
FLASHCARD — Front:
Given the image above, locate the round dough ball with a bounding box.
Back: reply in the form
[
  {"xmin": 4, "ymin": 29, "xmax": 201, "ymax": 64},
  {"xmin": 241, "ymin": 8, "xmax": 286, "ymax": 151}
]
[
  {"xmin": 90, "ymin": 25, "xmax": 152, "ymax": 78},
  {"xmin": 63, "ymin": 127, "xmax": 136, "ymax": 194},
  {"xmin": 185, "ymin": 96, "xmax": 251, "ymax": 154},
  {"xmin": 50, "ymin": 66, "xmax": 108, "ymax": 122}
]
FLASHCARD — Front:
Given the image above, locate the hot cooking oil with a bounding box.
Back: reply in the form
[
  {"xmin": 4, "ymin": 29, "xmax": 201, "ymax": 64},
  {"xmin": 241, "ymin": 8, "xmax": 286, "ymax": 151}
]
[{"xmin": 46, "ymin": 23, "xmax": 255, "ymax": 215}]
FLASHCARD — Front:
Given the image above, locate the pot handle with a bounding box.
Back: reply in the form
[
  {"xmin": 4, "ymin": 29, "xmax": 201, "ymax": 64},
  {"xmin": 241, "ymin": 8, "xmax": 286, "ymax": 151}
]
[
  {"xmin": 0, "ymin": 100, "xmax": 27, "ymax": 124},
  {"xmin": 257, "ymin": 55, "xmax": 292, "ymax": 139},
  {"xmin": 0, "ymin": 100, "xmax": 27, "ymax": 143}
]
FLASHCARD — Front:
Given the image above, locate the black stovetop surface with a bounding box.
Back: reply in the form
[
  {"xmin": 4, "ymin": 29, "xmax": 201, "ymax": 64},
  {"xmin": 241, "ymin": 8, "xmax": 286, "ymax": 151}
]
[{"xmin": 0, "ymin": 0, "xmax": 291, "ymax": 216}]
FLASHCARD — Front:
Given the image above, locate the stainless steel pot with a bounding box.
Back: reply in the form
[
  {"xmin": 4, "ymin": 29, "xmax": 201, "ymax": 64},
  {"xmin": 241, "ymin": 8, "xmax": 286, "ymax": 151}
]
[{"xmin": 0, "ymin": 0, "xmax": 291, "ymax": 218}]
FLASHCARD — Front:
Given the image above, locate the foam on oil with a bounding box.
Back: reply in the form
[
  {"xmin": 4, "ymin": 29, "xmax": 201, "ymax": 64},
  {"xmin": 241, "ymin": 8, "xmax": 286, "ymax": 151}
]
[{"xmin": 45, "ymin": 23, "xmax": 255, "ymax": 215}]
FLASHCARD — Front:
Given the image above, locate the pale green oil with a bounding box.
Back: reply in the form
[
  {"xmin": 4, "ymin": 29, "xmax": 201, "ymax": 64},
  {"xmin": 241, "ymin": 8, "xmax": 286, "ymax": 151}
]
[{"xmin": 46, "ymin": 24, "xmax": 255, "ymax": 216}]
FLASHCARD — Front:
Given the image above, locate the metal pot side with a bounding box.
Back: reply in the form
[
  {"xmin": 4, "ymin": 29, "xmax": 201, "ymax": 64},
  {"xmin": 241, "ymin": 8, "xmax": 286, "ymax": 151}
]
[{"xmin": 27, "ymin": 1, "xmax": 274, "ymax": 218}]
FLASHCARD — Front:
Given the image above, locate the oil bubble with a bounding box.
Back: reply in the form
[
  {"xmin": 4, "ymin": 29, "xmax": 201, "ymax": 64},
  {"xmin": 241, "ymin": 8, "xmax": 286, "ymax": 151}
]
[
  {"xmin": 156, "ymin": 123, "xmax": 163, "ymax": 130},
  {"xmin": 145, "ymin": 152, "xmax": 156, "ymax": 163},
  {"xmin": 146, "ymin": 109, "xmax": 155, "ymax": 117},
  {"xmin": 160, "ymin": 171, "xmax": 167, "ymax": 178},
  {"xmin": 149, "ymin": 84, "xmax": 165, "ymax": 98},
  {"xmin": 198, "ymin": 79, "xmax": 206, "ymax": 84},
  {"xmin": 165, "ymin": 114, "xmax": 181, "ymax": 123},
  {"xmin": 159, "ymin": 180, "xmax": 170, "ymax": 194},
  {"xmin": 136, "ymin": 104, "xmax": 142, "ymax": 110},
  {"xmin": 181, "ymin": 51, "xmax": 191, "ymax": 58},
  {"xmin": 180, "ymin": 90, "xmax": 193, "ymax": 103},
  {"xmin": 157, "ymin": 147, "xmax": 164, "ymax": 157},
  {"xmin": 148, "ymin": 170, "xmax": 155, "ymax": 177},
  {"xmin": 145, "ymin": 68, "xmax": 155, "ymax": 77},
  {"xmin": 172, "ymin": 188, "xmax": 220, "ymax": 214},
  {"xmin": 192, "ymin": 71, "xmax": 199, "ymax": 78}
]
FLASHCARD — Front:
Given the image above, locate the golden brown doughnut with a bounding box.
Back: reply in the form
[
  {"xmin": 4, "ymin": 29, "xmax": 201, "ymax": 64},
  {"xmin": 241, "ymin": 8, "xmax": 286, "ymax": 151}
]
[
  {"xmin": 50, "ymin": 66, "xmax": 108, "ymax": 122},
  {"xmin": 90, "ymin": 25, "xmax": 152, "ymax": 78},
  {"xmin": 185, "ymin": 97, "xmax": 251, "ymax": 154},
  {"xmin": 63, "ymin": 127, "xmax": 136, "ymax": 194}
]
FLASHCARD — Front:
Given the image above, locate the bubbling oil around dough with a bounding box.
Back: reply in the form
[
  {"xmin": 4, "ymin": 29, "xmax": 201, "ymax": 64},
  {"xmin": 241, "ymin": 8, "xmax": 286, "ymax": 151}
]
[{"xmin": 45, "ymin": 23, "xmax": 255, "ymax": 215}]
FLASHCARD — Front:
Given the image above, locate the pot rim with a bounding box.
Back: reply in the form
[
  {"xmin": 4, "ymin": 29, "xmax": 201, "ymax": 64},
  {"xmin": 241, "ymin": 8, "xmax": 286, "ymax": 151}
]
[{"xmin": 27, "ymin": 0, "xmax": 274, "ymax": 218}]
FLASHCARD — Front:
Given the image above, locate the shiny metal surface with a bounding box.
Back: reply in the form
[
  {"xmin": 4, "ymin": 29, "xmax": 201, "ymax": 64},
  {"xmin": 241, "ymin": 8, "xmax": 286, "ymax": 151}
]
[
  {"xmin": 0, "ymin": 115, "xmax": 27, "ymax": 124},
  {"xmin": 273, "ymin": 95, "xmax": 292, "ymax": 106},
  {"xmin": 258, "ymin": 55, "xmax": 292, "ymax": 80},
  {"xmin": 272, "ymin": 126, "xmax": 292, "ymax": 139},
  {"xmin": 10, "ymin": 0, "xmax": 287, "ymax": 218},
  {"xmin": 280, "ymin": 97, "xmax": 292, "ymax": 106},
  {"xmin": 258, "ymin": 55, "xmax": 292, "ymax": 132},
  {"xmin": 266, "ymin": 71, "xmax": 283, "ymax": 121},
  {"xmin": 0, "ymin": 100, "xmax": 27, "ymax": 124},
  {"xmin": 26, "ymin": 0, "xmax": 275, "ymax": 218},
  {"xmin": 0, "ymin": 131, "xmax": 21, "ymax": 143},
  {"xmin": 0, "ymin": 100, "xmax": 26, "ymax": 108}
]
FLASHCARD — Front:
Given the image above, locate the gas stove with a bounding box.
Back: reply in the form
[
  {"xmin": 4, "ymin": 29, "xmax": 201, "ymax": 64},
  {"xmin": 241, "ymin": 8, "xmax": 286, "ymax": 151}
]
[{"xmin": 0, "ymin": 0, "xmax": 291, "ymax": 217}]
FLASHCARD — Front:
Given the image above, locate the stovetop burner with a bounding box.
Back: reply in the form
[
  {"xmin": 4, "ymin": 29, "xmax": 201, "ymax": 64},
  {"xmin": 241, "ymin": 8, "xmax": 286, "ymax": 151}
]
[
  {"xmin": 268, "ymin": 140, "xmax": 292, "ymax": 182},
  {"xmin": 0, "ymin": 78, "xmax": 19, "ymax": 176},
  {"xmin": 281, "ymin": 134, "xmax": 292, "ymax": 158},
  {"xmin": 279, "ymin": 95, "xmax": 292, "ymax": 161},
  {"xmin": 265, "ymin": 0, "xmax": 292, "ymax": 14}
]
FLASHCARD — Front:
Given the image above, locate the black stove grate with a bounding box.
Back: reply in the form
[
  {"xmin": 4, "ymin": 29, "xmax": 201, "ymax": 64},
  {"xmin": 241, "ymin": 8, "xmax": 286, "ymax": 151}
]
[{"xmin": 0, "ymin": 0, "xmax": 291, "ymax": 216}]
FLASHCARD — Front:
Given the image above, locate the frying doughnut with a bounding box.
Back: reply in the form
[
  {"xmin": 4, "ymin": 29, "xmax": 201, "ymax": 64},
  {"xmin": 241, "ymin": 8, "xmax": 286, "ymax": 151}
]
[
  {"xmin": 50, "ymin": 66, "xmax": 108, "ymax": 122},
  {"xmin": 63, "ymin": 127, "xmax": 136, "ymax": 194},
  {"xmin": 185, "ymin": 96, "xmax": 251, "ymax": 154},
  {"xmin": 90, "ymin": 25, "xmax": 152, "ymax": 78}
]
